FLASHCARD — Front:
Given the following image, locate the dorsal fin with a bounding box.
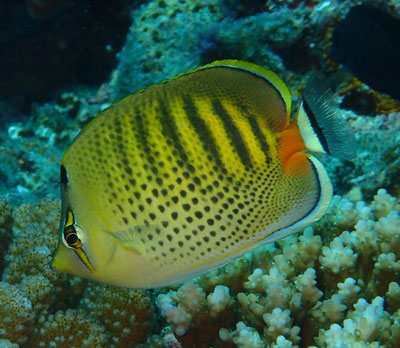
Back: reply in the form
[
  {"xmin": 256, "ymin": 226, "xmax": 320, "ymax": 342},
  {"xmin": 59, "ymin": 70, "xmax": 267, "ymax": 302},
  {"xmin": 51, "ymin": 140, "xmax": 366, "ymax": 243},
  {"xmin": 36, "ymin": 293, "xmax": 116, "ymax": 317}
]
[
  {"xmin": 152, "ymin": 59, "xmax": 293, "ymax": 132},
  {"xmin": 196, "ymin": 60, "xmax": 292, "ymax": 131},
  {"xmin": 198, "ymin": 59, "xmax": 292, "ymax": 115},
  {"xmin": 296, "ymin": 74, "xmax": 356, "ymax": 160}
]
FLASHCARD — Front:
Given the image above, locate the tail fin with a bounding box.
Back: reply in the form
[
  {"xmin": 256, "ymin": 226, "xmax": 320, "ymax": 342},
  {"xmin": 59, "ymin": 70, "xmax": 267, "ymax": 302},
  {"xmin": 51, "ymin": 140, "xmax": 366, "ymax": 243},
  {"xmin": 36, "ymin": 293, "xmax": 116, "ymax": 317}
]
[{"xmin": 296, "ymin": 74, "xmax": 356, "ymax": 160}]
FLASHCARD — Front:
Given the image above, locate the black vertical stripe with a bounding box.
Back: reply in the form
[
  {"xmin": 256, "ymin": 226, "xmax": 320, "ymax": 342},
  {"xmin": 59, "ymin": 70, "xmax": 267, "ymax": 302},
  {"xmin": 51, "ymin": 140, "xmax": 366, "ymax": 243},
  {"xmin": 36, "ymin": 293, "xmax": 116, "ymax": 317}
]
[
  {"xmin": 182, "ymin": 94, "xmax": 224, "ymax": 169},
  {"xmin": 158, "ymin": 99, "xmax": 188, "ymax": 161},
  {"xmin": 133, "ymin": 109, "xmax": 154, "ymax": 163},
  {"xmin": 111, "ymin": 115, "xmax": 139, "ymax": 207},
  {"xmin": 235, "ymin": 102, "xmax": 272, "ymax": 164},
  {"xmin": 211, "ymin": 99, "xmax": 252, "ymax": 167},
  {"xmin": 112, "ymin": 116, "xmax": 132, "ymax": 172},
  {"xmin": 248, "ymin": 116, "xmax": 271, "ymax": 164},
  {"xmin": 303, "ymin": 98, "xmax": 330, "ymax": 155}
]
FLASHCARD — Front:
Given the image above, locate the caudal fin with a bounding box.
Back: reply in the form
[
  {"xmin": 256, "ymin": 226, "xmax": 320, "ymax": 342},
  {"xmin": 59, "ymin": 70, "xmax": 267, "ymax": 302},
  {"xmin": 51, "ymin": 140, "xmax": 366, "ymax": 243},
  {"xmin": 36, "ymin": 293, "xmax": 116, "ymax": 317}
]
[{"xmin": 296, "ymin": 74, "xmax": 356, "ymax": 160}]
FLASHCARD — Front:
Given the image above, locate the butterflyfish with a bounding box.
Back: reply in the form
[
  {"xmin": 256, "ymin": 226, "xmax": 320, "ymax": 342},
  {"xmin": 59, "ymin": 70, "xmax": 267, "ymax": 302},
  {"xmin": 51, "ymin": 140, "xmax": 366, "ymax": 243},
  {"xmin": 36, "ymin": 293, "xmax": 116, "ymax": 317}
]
[{"xmin": 52, "ymin": 60, "xmax": 355, "ymax": 288}]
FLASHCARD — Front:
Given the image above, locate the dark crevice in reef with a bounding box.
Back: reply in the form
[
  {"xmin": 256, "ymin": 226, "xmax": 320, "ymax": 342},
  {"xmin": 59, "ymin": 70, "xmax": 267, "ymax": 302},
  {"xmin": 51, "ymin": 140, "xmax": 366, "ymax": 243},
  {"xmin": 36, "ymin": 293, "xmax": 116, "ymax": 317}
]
[{"xmin": 0, "ymin": 0, "xmax": 146, "ymax": 116}]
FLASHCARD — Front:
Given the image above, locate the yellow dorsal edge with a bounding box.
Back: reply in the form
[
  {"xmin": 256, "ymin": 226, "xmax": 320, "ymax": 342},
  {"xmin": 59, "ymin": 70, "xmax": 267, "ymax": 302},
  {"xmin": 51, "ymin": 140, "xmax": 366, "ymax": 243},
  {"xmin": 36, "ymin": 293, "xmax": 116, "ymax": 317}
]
[{"xmin": 192, "ymin": 60, "xmax": 292, "ymax": 116}]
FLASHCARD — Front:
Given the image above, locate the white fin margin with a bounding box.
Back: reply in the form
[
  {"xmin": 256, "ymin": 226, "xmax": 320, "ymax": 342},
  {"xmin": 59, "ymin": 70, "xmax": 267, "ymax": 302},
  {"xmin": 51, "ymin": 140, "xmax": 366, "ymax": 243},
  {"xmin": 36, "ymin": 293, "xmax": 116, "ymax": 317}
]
[{"xmin": 260, "ymin": 155, "xmax": 332, "ymax": 244}]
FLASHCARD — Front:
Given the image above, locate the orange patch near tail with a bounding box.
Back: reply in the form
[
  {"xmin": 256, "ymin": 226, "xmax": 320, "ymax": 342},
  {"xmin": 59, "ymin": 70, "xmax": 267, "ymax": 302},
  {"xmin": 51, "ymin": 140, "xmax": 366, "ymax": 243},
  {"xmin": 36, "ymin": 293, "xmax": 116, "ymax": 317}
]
[
  {"xmin": 278, "ymin": 121, "xmax": 309, "ymax": 175},
  {"xmin": 283, "ymin": 151, "xmax": 312, "ymax": 177}
]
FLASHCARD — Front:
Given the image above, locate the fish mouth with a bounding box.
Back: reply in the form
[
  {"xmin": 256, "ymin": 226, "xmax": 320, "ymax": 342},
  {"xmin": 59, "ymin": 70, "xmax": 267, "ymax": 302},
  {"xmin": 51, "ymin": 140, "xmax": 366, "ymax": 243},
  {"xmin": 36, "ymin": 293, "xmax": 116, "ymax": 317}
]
[
  {"xmin": 50, "ymin": 255, "xmax": 60, "ymax": 272},
  {"xmin": 51, "ymin": 251, "xmax": 73, "ymax": 275}
]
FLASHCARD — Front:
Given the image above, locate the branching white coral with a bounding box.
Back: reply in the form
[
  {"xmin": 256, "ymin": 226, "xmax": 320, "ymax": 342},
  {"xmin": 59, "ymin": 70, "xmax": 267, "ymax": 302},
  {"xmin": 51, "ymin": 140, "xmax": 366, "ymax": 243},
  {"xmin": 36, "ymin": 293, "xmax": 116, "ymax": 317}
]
[
  {"xmin": 261, "ymin": 267, "xmax": 293, "ymax": 309},
  {"xmin": 220, "ymin": 322, "xmax": 264, "ymax": 348},
  {"xmin": 156, "ymin": 292, "xmax": 193, "ymax": 337},
  {"xmin": 237, "ymin": 292, "xmax": 265, "ymax": 318},
  {"xmin": 156, "ymin": 282, "xmax": 206, "ymax": 336},
  {"xmin": 263, "ymin": 308, "xmax": 300, "ymax": 343},
  {"xmin": 315, "ymin": 296, "xmax": 391, "ymax": 347},
  {"xmin": 319, "ymin": 231, "xmax": 357, "ymax": 274},
  {"xmin": 337, "ymin": 278, "xmax": 361, "ymax": 306},
  {"xmin": 294, "ymin": 268, "xmax": 323, "ymax": 305},
  {"xmin": 244, "ymin": 268, "xmax": 265, "ymax": 292},
  {"xmin": 206, "ymin": 285, "xmax": 233, "ymax": 316},
  {"xmin": 348, "ymin": 297, "xmax": 387, "ymax": 341},
  {"xmin": 272, "ymin": 335, "xmax": 298, "ymax": 348},
  {"xmin": 320, "ymin": 294, "xmax": 347, "ymax": 323},
  {"xmin": 386, "ymin": 281, "xmax": 400, "ymax": 311},
  {"xmin": 281, "ymin": 227, "xmax": 322, "ymax": 273},
  {"xmin": 371, "ymin": 188, "xmax": 400, "ymax": 218},
  {"xmin": 374, "ymin": 211, "xmax": 400, "ymax": 254}
]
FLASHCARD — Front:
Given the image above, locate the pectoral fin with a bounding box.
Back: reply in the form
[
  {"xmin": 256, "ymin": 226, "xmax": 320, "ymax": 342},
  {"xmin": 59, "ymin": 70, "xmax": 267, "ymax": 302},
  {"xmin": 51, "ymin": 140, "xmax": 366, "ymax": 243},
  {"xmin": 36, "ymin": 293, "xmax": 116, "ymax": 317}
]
[{"xmin": 112, "ymin": 225, "xmax": 152, "ymax": 255}]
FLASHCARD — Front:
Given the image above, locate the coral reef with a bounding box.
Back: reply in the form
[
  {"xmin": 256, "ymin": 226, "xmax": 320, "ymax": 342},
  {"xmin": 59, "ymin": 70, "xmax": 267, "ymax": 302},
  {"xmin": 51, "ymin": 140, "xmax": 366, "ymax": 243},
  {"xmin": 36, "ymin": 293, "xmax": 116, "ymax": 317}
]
[
  {"xmin": 79, "ymin": 283, "xmax": 155, "ymax": 347},
  {"xmin": 0, "ymin": 200, "xmax": 156, "ymax": 347},
  {"xmin": 1, "ymin": 188, "xmax": 398, "ymax": 347},
  {"xmin": 0, "ymin": 282, "xmax": 34, "ymax": 346},
  {"xmin": 31, "ymin": 309, "xmax": 108, "ymax": 348},
  {"xmin": 115, "ymin": 0, "xmax": 224, "ymax": 99},
  {"xmin": 114, "ymin": 0, "xmax": 324, "ymax": 100},
  {"xmin": 0, "ymin": 199, "xmax": 12, "ymax": 274},
  {"xmin": 0, "ymin": 89, "xmax": 110, "ymax": 204},
  {"xmin": 155, "ymin": 189, "xmax": 400, "ymax": 347},
  {"xmin": 324, "ymin": 111, "xmax": 400, "ymax": 198},
  {"xmin": 0, "ymin": 0, "xmax": 399, "ymax": 347}
]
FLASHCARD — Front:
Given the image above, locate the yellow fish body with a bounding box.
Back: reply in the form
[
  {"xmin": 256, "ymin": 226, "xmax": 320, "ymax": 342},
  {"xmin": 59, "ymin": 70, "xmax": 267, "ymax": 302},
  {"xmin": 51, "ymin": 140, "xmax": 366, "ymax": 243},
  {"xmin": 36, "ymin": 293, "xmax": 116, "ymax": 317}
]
[{"xmin": 52, "ymin": 60, "xmax": 355, "ymax": 288}]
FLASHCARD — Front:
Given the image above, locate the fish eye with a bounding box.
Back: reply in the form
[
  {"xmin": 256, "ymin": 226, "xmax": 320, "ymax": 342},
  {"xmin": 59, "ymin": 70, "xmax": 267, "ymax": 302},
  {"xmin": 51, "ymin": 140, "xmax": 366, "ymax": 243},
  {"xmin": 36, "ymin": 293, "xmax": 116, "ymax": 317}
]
[
  {"xmin": 63, "ymin": 224, "xmax": 85, "ymax": 249},
  {"xmin": 65, "ymin": 232, "xmax": 82, "ymax": 249}
]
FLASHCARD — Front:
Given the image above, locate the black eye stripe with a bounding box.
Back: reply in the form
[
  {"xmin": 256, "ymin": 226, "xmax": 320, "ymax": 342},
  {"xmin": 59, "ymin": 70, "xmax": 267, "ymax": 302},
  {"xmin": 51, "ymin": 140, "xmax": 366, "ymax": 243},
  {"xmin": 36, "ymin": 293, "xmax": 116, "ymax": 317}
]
[
  {"xmin": 64, "ymin": 225, "xmax": 76, "ymax": 236},
  {"xmin": 60, "ymin": 165, "xmax": 68, "ymax": 187}
]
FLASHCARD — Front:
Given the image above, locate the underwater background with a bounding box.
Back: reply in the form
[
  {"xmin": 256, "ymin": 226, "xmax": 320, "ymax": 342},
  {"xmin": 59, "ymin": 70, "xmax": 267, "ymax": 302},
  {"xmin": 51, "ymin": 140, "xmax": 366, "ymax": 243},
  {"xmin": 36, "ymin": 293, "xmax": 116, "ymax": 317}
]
[{"xmin": 0, "ymin": 0, "xmax": 399, "ymax": 347}]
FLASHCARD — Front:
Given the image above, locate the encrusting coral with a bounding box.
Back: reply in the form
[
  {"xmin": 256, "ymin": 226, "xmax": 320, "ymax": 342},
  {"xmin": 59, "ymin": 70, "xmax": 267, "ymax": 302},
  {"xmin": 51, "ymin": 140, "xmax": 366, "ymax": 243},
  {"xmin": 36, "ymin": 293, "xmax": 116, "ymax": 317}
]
[
  {"xmin": 0, "ymin": 200, "xmax": 157, "ymax": 348},
  {"xmin": 0, "ymin": 282, "xmax": 34, "ymax": 346},
  {"xmin": 79, "ymin": 283, "xmax": 155, "ymax": 347},
  {"xmin": 0, "ymin": 199, "xmax": 12, "ymax": 275},
  {"xmin": 31, "ymin": 309, "xmax": 108, "ymax": 348}
]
